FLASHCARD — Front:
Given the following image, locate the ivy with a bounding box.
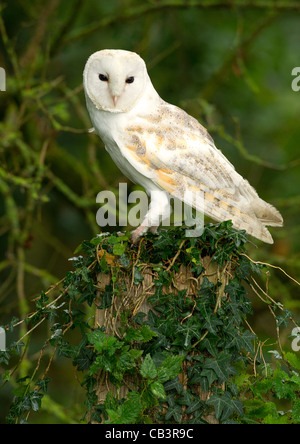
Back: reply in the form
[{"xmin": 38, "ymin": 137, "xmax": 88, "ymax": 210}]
[{"xmin": 0, "ymin": 222, "xmax": 299, "ymax": 424}]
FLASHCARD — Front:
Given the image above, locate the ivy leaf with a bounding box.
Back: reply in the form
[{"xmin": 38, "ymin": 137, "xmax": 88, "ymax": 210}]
[
  {"xmin": 29, "ymin": 391, "xmax": 43, "ymax": 412},
  {"xmin": 133, "ymin": 266, "xmax": 144, "ymax": 285},
  {"xmin": 276, "ymin": 308, "xmax": 293, "ymax": 327},
  {"xmin": 200, "ymin": 368, "xmax": 218, "ymax": 386},
  {"xmin": 36, "ymin": 378, "xmax": 51, "ymax": 394},
  {"xmin": 73, "ymin": 347, "xmax": 95, "ymax": 371},
  {"xmin": 203, "ymin": 313, "xmax": 222, "ymax": 335},
  {"xmin": 0, "ymin": 351, "xmax": 10, "ymax": 365},
  {"xmin": 203, "ymin": 352, "xmax": 236, "ymax": 383},
  {"xmin": 186, "ymin": 398, "xmax": 205, "ymax": 415},
  {"xmin": 207, "ymin": 391, "xmax": 243, "ymax": 421},
  {"xmin": 174, "ymin": 319, "xmax": 203, "ymax": 349},
  {"xmin": 198, "ymin": 277, "xmax": 216, "ymax": 297},
  {"xmin": 226, "ymin": 329, "xmax": 256, "ymax": 354},
  {"xmin": 200, "ymin": 335, "xmax": 219, "ymax": 357},
  {"xmin": 12, "ymin": 395, "xmax": 32, "ymax": 417},
  {"xmin": 165, "ymin": 402, "xmax": 183, "ymax": 422},
  {"xmin": 188, "ymin": 363, "xmax": 204, "ymax": 385}
]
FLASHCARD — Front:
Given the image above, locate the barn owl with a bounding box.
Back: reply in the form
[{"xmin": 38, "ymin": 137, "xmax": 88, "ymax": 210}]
[{"xmin": 83, "ymin": 49, "xmax": 283, "ymax": 244}]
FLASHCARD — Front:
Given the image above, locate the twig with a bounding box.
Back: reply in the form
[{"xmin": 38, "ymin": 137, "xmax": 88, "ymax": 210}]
[
  {"xmin": 166, "ymin": 239, "xmax": 187, "ymax": 271},
  {"xmin": 64, "ymin": 1, "xmax": 300, "ymax": 47},
  {"xmin": 241, "ymin": 253, "xmax": 300, "ymax": 287}
]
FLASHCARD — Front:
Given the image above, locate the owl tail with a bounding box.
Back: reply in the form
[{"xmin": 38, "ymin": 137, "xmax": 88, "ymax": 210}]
[
  {"xmin": 205, "ymin": 196, "xmax": 283, "ymax": 244},
  {"xmin": 190, "ymin": 191, "xmax": 283, "ymax": 244},
  {"xmin": 156, "ymin": 175, "xmax": 283, "ymax": 244},
  {"xmin": 252, "ymin": 198, "xmax": 283, "ymax": 227}
]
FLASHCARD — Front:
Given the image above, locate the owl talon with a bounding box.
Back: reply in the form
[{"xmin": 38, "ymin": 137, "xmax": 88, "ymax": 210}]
[
  {"xmin": 150, "ymin": 226, "xmax": 158, "ymax": 235},
  {"xmin": 131, "ymin": 225, "xmax": 147, "ymax": 244}
]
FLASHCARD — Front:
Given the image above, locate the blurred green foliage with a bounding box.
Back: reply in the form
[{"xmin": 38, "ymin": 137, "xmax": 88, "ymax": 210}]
[{"xmin": 0, "ymin": 0, "xmax": 299, "ymax": 424}]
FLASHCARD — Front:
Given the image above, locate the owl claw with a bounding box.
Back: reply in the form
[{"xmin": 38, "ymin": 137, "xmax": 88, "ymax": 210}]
[
  {"xmin": 150, "ymin": 226, "xmax": 158, "ymax": 234},
  {"xmin": 131, "ymin": 225, "xmax": 159, "ymax": 244},
  {"xmin": 131, "ymin": 225, "xmax": 147, "ymax": 244}
]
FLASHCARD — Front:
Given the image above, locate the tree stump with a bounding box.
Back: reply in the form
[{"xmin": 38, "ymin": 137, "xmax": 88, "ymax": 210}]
[{"xmin": 93, "ymin": 232, "xmax": 234, "ymax": 424}]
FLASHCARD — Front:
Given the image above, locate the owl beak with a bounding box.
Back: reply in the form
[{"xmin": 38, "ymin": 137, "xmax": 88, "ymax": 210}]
[{"xmin": 112, "ymin": 95, "xmax": 120, "ymax": 107}]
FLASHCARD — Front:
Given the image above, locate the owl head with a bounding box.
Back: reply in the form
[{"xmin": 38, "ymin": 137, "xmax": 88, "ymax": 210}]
[{"xmin": 83, "ymin": 49, "xmax": 148, "ymax": 113}]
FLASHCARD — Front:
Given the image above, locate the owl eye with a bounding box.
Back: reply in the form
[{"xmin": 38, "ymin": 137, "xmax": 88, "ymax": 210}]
[
  {"xmin": 99, "ymin": 74, "xmax": 109, "ymax": 82},
  {"xmin": 126, "ymin": 76, "xmax": 135, "ymax": 84}
]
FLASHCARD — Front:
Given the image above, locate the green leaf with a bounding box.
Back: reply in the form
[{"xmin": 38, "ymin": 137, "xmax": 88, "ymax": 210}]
[
  {"xmin": 0, "ymin": 351, "xmax": 10, "ymax": 366},
  {"xmin": 107, "ymin": 235, "xmax": 123, "ymax": 245},
  {"xmin": 292, "ymin": 399, "xmax": 300, "ymax": 424},
  {"xmin": 106, "ymin": 408, "xmax": 119, "ymax": 422},
  {"xmin": 140, "ymin": 354, "xmax": 157, "ymax": 379},
  {"xmin": 174, "ymin": 318, "xmax": 203, "ymax": 349},
  {"xmin": 263, "ymin": 413, "xmax": 289, "ymax": 424},
  {"xmin": 276, "ymin": 309, "xmax": 293, "ymax": 327},
  {"xmin": 226, "ymin": 329, "xmax": 256, "ymax": 354},
  {"xmin": 30, "ymin": 391, "xmax": 43, "ymax": 412},
  {"xmin": 150, "ymin": 381, "xmax": 166, "ymax": 400},
  {"xmin": 133, "ymin": 266, "xmax": 144, "ymax": 285},
  {"xmin": 186, "ymin": 398, "xmax": 204, "ymax": 414},
  {"xmin": 113, "ymin": 243, "xmax": 126, "ymax": 256},
  {"xmin": 117, "ymin": 350, "xmax": 136, "ymax": 372},
  {"xmin": 284, "ymin": 352, "xmax": 300, "ymax": 371},
  {"xmin": 80, "ymin": 267, "xmax": 91, "ymax": 283},
  {"xmin": 124, "ymin": 325, "xmax": 157, "ymax": 343},
  {"xmin": 200, "ymin": 335, "xmax": 219, "ymax": 357},
  {"xmin": 207, "ymin": 391, "xmax": 243, "ymax": 421},
  {"xmin": 200, "ymin": 368, "xmax": 218, "ymax": 386},
  {"xmin": 87, "ymin": 330, "xmax": 123, "ymax": 355},
  {"xmin": 165, "ymin": 402, "xmax": 183, "ymax": 422},
  {"xmin": 140, "ymin": 325, "xmax": 158, "ymax": 342},
  {"xmin": 244, "ymin": 399, "xmax": 277, "ymax": 420},
  {"xmin": 36, "ymin": 378, "xmax": 51, "ymax": 394},
  {"xmin": 203, "ymin": 352, "xmax": 236, "ymax": 383},
  {"xmin": 203, "ymin": 313, "xmax": 222, "ymax": 335},
  {"xmin": 106, "ymin": 391, "xmax": 142, "ymax": 424},
  {"xmin": 157, "ymin": 355, "xmax": 184, "ymax": 383}
]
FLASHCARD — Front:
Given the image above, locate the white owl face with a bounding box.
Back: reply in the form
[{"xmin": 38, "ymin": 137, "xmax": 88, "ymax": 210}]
[{"xmin": 83, "ymin": 49, "xmax": 147, "ymax": 113}]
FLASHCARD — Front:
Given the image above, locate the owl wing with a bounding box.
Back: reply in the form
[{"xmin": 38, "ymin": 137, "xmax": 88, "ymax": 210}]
[{"xmin": 120, "ymin": 102, "xmax": 282, "ymax": 243}]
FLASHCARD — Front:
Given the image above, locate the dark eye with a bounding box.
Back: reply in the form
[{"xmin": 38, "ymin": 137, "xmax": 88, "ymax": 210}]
[
  {"xmin": 126, "ymin": 76, "xmax": 135, "ymax": 84},
  {"xmin": 99, "ymin": 74, "xmax": 108, "ymax": 82}
]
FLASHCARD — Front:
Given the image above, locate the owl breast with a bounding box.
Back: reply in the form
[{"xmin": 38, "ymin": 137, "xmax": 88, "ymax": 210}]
[{"xmin": 87, "ymin": 102, "xmax": 160, "ymax": 195}]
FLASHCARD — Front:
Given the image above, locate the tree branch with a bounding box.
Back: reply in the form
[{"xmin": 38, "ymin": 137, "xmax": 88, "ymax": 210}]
[{"xmin": 63, "ymin": 0, "xmax": 300, "ymax": 47}]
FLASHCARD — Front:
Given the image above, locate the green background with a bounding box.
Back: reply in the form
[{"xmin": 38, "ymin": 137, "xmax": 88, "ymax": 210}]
[{"xmin": 0, "ymin": 0, "xmax": 299, "ymax": 423}]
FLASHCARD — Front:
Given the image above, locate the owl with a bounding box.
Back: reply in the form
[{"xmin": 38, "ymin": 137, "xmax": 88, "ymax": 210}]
[{"xmin": 83, "ymin": 49, "xmax": 283, "ymax": 244}]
